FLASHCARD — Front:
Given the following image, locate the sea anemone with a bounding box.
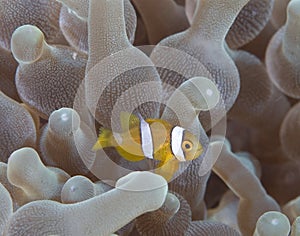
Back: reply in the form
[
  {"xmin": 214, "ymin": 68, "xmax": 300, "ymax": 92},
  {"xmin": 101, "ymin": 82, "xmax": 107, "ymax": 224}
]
[{"xmin": 1, "ymin": 0, "xmax": 300, "ymax": 235}]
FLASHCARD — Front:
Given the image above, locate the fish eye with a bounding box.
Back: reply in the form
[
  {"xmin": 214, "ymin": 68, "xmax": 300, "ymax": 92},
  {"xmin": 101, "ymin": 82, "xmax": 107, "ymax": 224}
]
[{"xmin": 183, "ymin": 141, "xmax": 193, "ymax": 151}]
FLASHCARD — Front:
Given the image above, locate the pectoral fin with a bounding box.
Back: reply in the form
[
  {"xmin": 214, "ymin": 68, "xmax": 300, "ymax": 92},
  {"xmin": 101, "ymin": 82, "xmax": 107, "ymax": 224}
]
[{"xmin": 155, "ymin": 158, "xmax": 179, "ymax": 182}]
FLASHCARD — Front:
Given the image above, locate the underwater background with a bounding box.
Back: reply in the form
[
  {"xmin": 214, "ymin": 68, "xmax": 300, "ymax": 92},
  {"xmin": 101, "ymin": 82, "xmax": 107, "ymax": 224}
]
[{"xmin": 0, "ymin": 0, "xmax": 300, "ymax": 235}]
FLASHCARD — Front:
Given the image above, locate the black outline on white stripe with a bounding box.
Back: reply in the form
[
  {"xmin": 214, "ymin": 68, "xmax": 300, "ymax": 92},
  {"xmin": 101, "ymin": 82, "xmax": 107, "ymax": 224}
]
[
  {"xmin": 139, "ymin": 115, "xmax": 154, "ymax": 159},
  {"xmin": 170, "ymin": 126, "xmax": 186, "ymax": 162}
]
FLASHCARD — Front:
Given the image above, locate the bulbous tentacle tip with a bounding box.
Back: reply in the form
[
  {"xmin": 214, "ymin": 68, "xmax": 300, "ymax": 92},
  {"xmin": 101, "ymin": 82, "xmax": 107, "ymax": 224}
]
[
  {"xmin": 115, "ymin": 171, "xmax": 167, "ymax": 192},
  {"xmin": 8, "ymin": 147, "xmax": 39, "ymax": 162},
  {"xmin": 49, "ymin": 108, "xmax": 81, "ymax": 135},
  {"xmin": 11, "ymin": 25, "xmax": 46, "ymax": 64},
  {"xmin": 61, "ymin": 175, "xmax": 95, "ymax": 203},
  {"xmin": 254, "ymin": 211, "xmax": 290, "ymax": 236},
  {"xmin": 164, "ymin": 192, "xmax": 180, "ymax": 215},
  {"xmin": 187, "ymin": 76, "xmax": 220, "ymax": 111},
  {"xmin": 7, "ymin": 147, "xmax": 42, "ymax": 182},
  {"xmin": 7, "ymin": 147, "xmax": 42, "ymax": 191},
  {"xmin": 288, "ymin": 0, "xmax": 300, "ymax": 16}
]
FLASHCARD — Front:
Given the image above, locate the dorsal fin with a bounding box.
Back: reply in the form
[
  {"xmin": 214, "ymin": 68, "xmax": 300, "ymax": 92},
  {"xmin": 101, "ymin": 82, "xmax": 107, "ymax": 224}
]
[
  {"xmin": 146, "ymin": 118, "xmax": 171, "ymax": 127},
  {"xmin": 120, "ymin": 111, "xmax": 140, "ymax": 132}
]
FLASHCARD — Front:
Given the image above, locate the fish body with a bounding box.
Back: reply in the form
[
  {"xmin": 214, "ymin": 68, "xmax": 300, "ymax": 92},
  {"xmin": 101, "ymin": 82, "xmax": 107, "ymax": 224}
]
[{"xmin": 93, "ymin": 112, "xmax": 203, "ymax": 180}]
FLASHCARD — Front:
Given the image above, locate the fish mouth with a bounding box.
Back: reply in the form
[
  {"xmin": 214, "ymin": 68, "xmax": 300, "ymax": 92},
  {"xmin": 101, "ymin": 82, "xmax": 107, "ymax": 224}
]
[
  {"xmin": 189, "ymin": 147, "xmax": 203, "ymax": 160},
  {"xmin": 193, "ymin": 148, "xmax": 203, "ymax": 159}
]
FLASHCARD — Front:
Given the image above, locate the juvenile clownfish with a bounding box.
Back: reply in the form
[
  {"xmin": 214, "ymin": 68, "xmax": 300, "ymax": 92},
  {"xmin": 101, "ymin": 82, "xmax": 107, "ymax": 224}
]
[{"xmin": 93, "ymin": 112, "xmax": 203, "ymax": 180}]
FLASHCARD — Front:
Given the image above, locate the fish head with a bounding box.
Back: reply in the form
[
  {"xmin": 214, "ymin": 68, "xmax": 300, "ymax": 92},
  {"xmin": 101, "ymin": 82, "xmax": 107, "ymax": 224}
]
[{"xmin": 181, "ymin": 130, "xmax": 203, "ymax": 161}]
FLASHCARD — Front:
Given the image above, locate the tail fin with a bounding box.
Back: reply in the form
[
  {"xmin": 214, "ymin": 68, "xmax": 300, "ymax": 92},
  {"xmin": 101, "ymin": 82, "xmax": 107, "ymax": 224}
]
[{"xmin": 93, "ymin": 128, "xmax": 113, "ymax": 151}]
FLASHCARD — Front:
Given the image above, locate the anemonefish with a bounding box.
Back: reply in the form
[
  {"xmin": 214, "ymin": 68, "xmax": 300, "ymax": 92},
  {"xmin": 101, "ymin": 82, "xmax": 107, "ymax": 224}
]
[{"xmin": 93, "ymin": 112, "xmax": 203, "ymax": 180}]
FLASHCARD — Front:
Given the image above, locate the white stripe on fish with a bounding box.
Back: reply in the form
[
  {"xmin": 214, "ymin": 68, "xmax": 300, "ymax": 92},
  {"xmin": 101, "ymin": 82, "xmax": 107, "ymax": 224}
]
[
  {"xmin": 171, "ymin": 126, "xmax": 186, "ymax": 162},
  {"xmin": 139, "ymin": 115, "xmax": 154, "ymax": 159}
]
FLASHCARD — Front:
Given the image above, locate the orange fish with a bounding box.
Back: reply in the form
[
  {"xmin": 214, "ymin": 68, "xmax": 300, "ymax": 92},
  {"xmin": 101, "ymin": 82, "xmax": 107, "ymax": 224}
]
[{"xmin": 93, "ymin": 112, "xmax": 203, "ymax": 180}]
